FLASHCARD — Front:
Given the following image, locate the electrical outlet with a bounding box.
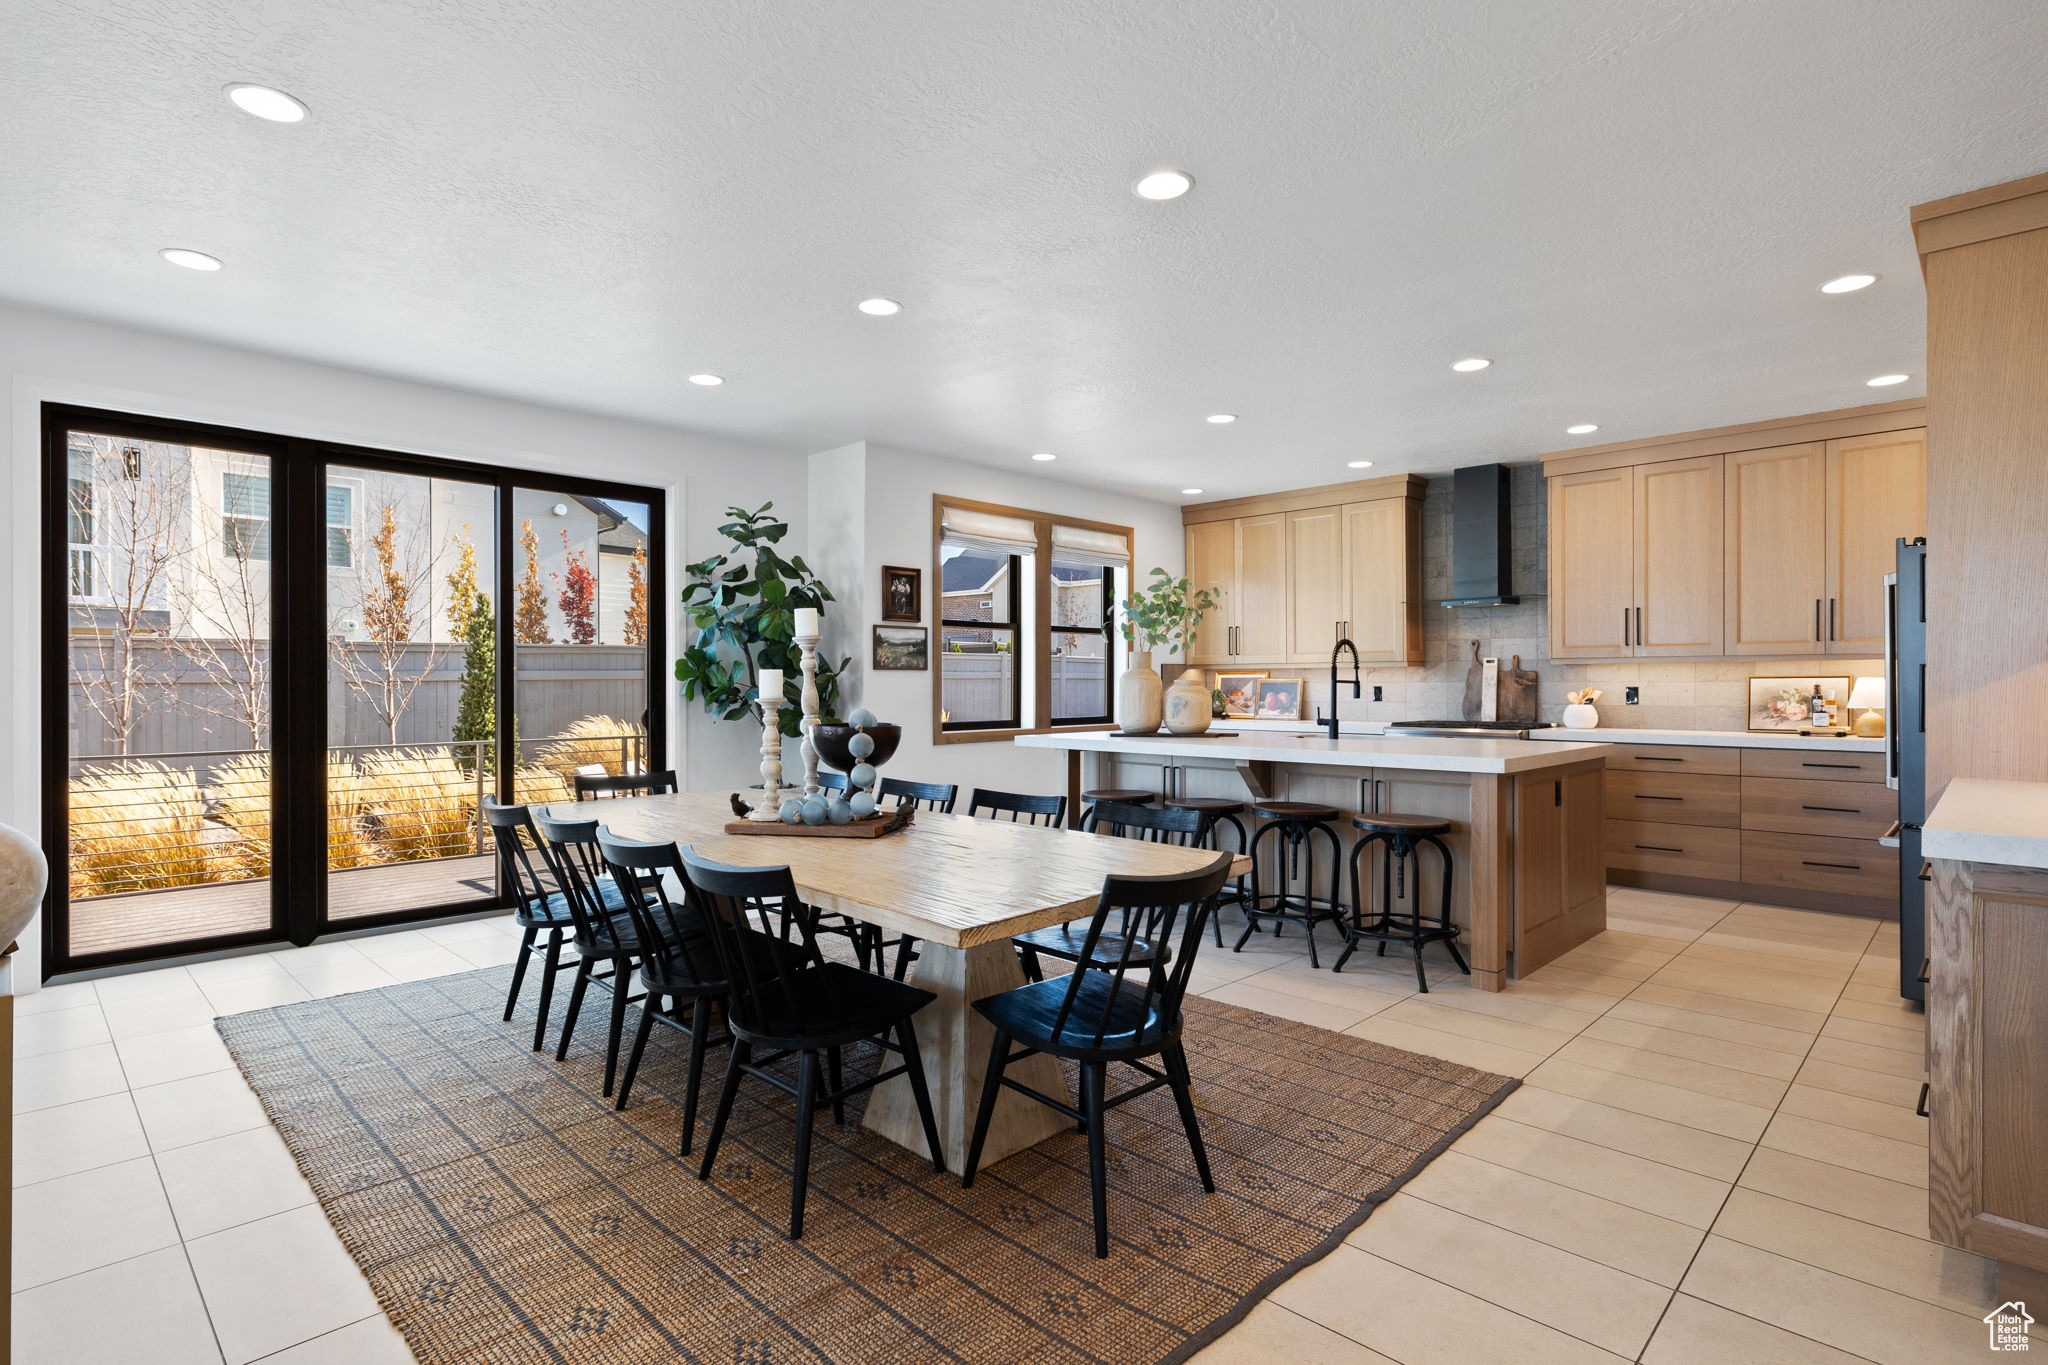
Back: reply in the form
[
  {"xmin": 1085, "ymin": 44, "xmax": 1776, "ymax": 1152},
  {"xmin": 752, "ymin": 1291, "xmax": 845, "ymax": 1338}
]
[
  {"xmin": 1625, "ymin": 685, "xmax": 1640, "ymax": 705},
  {"xmin": 1371, "ymin": 685, "xmax": 1383, "ymax": 701}
]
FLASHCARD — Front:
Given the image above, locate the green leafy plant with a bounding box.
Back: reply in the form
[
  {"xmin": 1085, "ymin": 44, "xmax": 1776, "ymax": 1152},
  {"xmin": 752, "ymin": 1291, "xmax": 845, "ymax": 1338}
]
[
  {"xmin": 674, "ymin": 502, "xmax": 848, "ymax": 737},
  {"xmin": 1118, "ymin": 567, "xmax": 1218, "ymax": 656}
]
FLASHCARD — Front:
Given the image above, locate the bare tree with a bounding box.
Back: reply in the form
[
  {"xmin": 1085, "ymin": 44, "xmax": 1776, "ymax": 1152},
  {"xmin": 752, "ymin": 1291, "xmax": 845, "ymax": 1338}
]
[
  {"xmin": 330, "ymin": 502, "xmax": 450, "ymax": 745},
  {"xmin": 65, "ymin": 436, "xmax": 193, "ymax": 756},
  {"xmin": 169, "ymin": 522, "xmax": 273, "ymax": 751}
]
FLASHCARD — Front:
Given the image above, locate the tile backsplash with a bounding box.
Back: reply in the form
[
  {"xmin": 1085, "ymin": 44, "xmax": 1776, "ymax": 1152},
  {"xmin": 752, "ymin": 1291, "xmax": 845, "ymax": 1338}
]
[{"xmin": 1206, "ymin": 464, "xmax": 1881, "ymax": 732}]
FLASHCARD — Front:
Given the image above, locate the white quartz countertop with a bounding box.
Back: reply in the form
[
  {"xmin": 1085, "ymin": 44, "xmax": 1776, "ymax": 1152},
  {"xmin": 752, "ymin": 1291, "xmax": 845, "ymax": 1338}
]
[
  {"xmin": 1015, "ymin": 729, "xmax": 1610, "ymax": 775},
  {"xmin": 1522, "ymin": 727, "xmax": 1885, "ymax": 753},
  {"xmin": 1923, "ymin": 779, "xmax": 2048, "ymax": 870}
]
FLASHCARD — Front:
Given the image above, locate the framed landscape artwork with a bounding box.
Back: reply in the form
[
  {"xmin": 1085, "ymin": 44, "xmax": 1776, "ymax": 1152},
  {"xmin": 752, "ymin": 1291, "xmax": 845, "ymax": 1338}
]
[
  {"xmin": 873, "ymin": 625, "xmax": 929, "ymax": 671},
  {"xmin": 880, "ymin": 565, "xmax": 921, "ymax": 622},
  {"xmin": 1215, "ymin": 671, "xmax": 1268, "ymax": 718},
  {"xmin": 1747, "ymin": 675, "xmax": 1851, "ymax": 732},
  {"xmin": 1255, "ymin": 677, "xmax": 1305, "ymax": 720}
]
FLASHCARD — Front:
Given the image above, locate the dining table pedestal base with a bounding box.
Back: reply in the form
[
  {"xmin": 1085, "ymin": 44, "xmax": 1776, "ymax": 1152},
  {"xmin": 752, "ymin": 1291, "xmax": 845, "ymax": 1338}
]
[{"xmin": 863, "ymin": 938, "xmax": 1071, "ymax": 1172}]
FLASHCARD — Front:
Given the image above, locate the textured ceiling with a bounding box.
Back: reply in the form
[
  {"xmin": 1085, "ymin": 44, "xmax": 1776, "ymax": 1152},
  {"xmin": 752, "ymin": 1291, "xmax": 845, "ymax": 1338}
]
[{"xmin": 3, "ymin": 1, "xmax": 2044, "ymax": 499}]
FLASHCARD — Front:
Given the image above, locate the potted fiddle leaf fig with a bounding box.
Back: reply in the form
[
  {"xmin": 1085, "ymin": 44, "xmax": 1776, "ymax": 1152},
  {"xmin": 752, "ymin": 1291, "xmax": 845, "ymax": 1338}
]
[
  {"xmin": 674, "ymin": 502, "xmax": 849, "ymax": 738},
  {"xmin": 1117, "ymin": 568, "xmax": 1219, "ymax": 735}
]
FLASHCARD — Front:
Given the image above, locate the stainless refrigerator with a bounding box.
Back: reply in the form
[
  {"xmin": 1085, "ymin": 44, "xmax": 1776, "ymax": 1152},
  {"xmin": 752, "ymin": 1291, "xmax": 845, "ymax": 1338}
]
[{"xmin": 1885, "ymin": 537, "xmax": 1927, "ymax": 1003}]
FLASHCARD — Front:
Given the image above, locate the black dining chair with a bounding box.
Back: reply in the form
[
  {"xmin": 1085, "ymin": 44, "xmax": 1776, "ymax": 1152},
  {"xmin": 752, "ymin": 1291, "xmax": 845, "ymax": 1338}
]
[
  {"xmin": 1013, "ymin": 801, "xmax": 1207, "ymax": 982},
  {"xmin": 680, "ymin": 847, "xmax": 945, "ymax": 1239},
  {"xmin": 572, "ymin": 769, "xmax": 680, "ymax": 801},
  {"xmin": 533, "ymin": 808, "xmax": 673, "ymax": 1097},
  {"xmin": 878, "ymin": 777, "xmax": 957, "ymax": 813},
  {"xmin": 963, "ymin": 852, "xmax": 1233, "ymax": 1257},
  {"xmin": 968, "ymin": 787, "xmax": 1068, "ymax": 827},
  {"xmin": 485, "ymin": 799, "xmax": 590, "ymax": 1052},
  {"xmin": 814, "ymin": 770, "xmax": 851, "ymax": 792}
]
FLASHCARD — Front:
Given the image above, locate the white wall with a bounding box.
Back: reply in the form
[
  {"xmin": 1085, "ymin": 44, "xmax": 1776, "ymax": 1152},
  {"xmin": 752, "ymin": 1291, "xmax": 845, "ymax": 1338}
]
[
  {"xmin": 2, "ymin": 301, "xmax": 807, "ymax": 984},
  {"xmin": 807, "ymin": 440, "xmax": 1184, "ymax": 801}
]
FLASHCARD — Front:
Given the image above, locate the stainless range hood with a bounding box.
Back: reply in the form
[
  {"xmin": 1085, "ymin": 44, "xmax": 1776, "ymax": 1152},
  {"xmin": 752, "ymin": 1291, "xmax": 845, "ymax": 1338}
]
[{"xmin": 1440, "ymin": 463, "xmax": 1519, "ymax": 607}]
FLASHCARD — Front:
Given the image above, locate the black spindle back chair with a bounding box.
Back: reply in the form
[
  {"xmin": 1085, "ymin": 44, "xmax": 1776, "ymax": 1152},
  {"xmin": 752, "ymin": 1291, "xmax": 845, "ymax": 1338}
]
[
  {"xmin": 572, "ymin": 769, "xmax": 680, "ymax": 801},
  {"xmin": 1014, "ymin": 800, "xmax": 1206, "ymax": 981},
  {"xmin": 964, "ymin": 852, "xmax": 1233, "ymax": 1257},
  {"xmin": 814, "ymin": 770, "xmax": 850, "ymax": 792},
  {"xmin": 484, "ymin": 798, "xmax": 580, "ymax": 1051},
  {"xmin": 533, "ymin": 808, "xmax": 660, "ymax": 1097},
  {"xmin": 878, "ymin": 777, "xmax": 957, "ymax": 813},
  {"xmin": 967, "ymin": 787, "xmax": 1067, "ymax": 827},
  {"xmin": 678, "ymin": 847, "xmax": 944, "ymax": 1239}
]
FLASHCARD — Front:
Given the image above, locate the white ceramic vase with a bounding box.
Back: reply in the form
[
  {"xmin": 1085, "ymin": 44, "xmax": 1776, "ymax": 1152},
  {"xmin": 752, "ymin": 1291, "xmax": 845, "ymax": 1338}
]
[
  {"xmin": 1115, "ymin": 651, "xmax": 1163, "ymax": 734},
  {"xmin": 1164, "ymin": 672, "xmax": 1214, "ymax": 735},
  {"xmin": 1562, "ymin": 702, "xmax": 1600, "ymax": 730},
  {"xmin": 0, "ymin": 820, "xmax": 49, "ymax": 952}
]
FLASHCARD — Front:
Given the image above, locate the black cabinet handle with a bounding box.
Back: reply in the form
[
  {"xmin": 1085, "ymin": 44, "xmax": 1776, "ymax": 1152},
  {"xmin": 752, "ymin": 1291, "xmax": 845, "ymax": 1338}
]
[
  {"xmin": 1915, "ymin": 1082, "xmax": 1929, "ymax": 1119},
  {"xmin": 1621, "ymin": 607, "xmax": 1630, "ymax": 648},
  {"xmin": 1801, "ymin": 761, "xmax": 1860, "ymax": 769},
  {"xmin": 1814, "ymin": 597, "xmax": 1822, "ymax": 642},
  {"xmin": 1635, "ymin": 843, "xmax": 1685, "ymax": 853},
  {"xmin": 1635, "ymin": 605, "xmax": 1643, "ymax": 646},
  {"xmin": 1802, "ymin": 859, "xmax": 1861, "ymax": 870},
  {"xmin": 1633, "ymin": 794, "xmax": 1682, "ymax": 801},
  {"xmin": 1829, "ymin": 597, "xmax": 1837, "ymax": 642},
  {"xmin": 1801, "ymin": 804, "xmax": 1863, "ymax": 814},
  {"xmin": 1635, "ymin": 755, "xmax": 1684, "ymax": 763}
]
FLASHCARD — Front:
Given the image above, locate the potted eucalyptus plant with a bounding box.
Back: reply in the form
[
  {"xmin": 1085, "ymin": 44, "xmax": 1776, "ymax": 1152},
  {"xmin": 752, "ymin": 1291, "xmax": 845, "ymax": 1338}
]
[{"xmin": 1117, "ymin": 568, "xmax": 1219, "ymax": 735}]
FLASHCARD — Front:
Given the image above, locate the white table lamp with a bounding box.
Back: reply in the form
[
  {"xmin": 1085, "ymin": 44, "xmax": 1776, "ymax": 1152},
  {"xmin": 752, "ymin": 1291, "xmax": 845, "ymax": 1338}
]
[{"xmin": 1847, "ymin": 676, "xmax": 1887, "ymax": 738}]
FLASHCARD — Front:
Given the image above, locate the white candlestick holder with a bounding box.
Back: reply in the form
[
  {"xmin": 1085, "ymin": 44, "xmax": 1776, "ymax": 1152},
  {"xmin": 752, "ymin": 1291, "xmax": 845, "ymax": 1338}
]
[
  {"xmin": 753, "ymin": 693, "xmax": 787, "ymax": 820},
  {"xmin": 797, "ymin": 631, "xmax": 823, "ymax": 797}
]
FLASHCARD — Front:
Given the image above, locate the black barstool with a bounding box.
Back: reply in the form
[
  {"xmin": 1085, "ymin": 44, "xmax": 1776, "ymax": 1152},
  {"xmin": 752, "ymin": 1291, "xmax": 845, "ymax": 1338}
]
[
  {"xmin": 1080, "ymin": 788, "xmax": 1155, "ymax": 830},
  {"xmin": 1338, "ymin": 812, "xmax": 1467, "ymax": 992},
  {"xmin": 1237, "ymin": 801, "xmax": 1346, "ymax": 967},
  {"xmin": 1167, "ymin": 796, "xmax": 1251, "ymax": 946}
]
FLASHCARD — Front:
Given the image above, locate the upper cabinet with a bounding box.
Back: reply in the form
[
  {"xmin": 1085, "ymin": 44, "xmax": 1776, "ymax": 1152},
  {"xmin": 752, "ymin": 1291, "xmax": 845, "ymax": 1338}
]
[
  {"xmin": 1181, "ymin": 476, "xmax": 1425, "ymax": 669},
  {"xmin": 1545, "ymin": 403, "xmax": 1925, "ymax": 663}
]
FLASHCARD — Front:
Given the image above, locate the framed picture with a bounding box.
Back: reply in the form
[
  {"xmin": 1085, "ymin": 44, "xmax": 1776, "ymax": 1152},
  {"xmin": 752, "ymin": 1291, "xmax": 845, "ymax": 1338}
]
[
  {"xmin": 1747, "ymin": 675, "xmax": 1851, "ymax": 732},
  {"xmin": 1215, "ymin": 671, "xmax": 1268, "ymax": 719},
  {"xmin": 880, "ymin": 565, "xmax": 921, "ymax": 622},
  {"xmin": 1254, "ymin": 677, "xmax": 1305, "ymax": 720},
  {"xmin": 873, "ymin": 625, "xmax": 928, "ymax": 671}
]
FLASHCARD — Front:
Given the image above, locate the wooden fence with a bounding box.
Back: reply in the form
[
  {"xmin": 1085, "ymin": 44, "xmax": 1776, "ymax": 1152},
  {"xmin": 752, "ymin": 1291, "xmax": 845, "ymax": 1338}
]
[{"xmin": 940, "ymin": 653, "xmax": 1108, "ymax": 723}]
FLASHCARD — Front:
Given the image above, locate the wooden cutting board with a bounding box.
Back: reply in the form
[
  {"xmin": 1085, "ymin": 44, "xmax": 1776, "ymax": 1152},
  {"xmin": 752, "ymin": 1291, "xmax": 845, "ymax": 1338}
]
[
  {"xmin": 1498, "ymin": 654, "xmax": 1540, "ymax": 726},
  {"xmin": 1461, "ymin": 640, "xmax": 1484, "ymax": 720}
]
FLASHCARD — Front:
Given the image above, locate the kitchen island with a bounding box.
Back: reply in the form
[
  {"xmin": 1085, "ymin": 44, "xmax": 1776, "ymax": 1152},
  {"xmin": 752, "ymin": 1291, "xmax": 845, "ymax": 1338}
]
[{"xmin": 1015, "ymin": 730, "xmax": 1611, "ymax": 990}]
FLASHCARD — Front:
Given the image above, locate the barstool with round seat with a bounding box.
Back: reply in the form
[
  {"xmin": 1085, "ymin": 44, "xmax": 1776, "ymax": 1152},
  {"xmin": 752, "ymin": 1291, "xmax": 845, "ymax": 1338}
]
[
  {"xmin": 1338, "ymin": 812, "xmax": 1467, "ymax": 991},
  {"xmin": 1080, "ymin": 788, "xmax": 1155, "ymax": 830},
  {"xmin": 1237, "ymin": 800, "xmax": 1346, "ymax": 966},
  {"xmin": 1167, "ymin": 796, "xmax": 1251, "ymax": 946}
]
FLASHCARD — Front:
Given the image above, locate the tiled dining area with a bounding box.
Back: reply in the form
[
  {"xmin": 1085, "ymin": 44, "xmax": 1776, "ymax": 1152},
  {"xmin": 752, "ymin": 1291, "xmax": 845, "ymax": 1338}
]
[{"xmin": 11, "ymin": 885, "xmax": 2016, "ymax": 1364}]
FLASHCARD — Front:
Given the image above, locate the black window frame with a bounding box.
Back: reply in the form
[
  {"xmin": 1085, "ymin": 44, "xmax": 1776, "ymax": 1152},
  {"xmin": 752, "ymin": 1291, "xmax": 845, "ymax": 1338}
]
[
  {"xmin": 938, "ymin": 546, "xmax": 1024, "ymax": 732},
  {"xmin": 1048, "ymin": 559, "xmax": 1116, "ymax": 728}
]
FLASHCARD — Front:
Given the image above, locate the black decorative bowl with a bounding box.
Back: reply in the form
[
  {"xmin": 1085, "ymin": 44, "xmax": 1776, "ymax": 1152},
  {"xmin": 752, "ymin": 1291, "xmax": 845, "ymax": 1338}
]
[{"xmin": 809, "ymin": 723, "xmax": 901, "ymax": 773}]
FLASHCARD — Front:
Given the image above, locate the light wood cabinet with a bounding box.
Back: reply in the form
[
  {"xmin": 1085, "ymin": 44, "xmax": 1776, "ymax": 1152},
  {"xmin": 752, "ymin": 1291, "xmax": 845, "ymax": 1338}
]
[
  {"xmin": 1725, "ymin": 442, "xmax": 1828, "ymax": 656},
  {"xmin": 1547, "ymin": 467, "xmax": 1634, "ymax": 659},
  {"xmin": 1827, "ymin": 430, "xmax": 1927, "ymax": 653},
  {"xmin": 1180, "ymin": 476, "xmax": 1425, "ymax": 669},
  {"xmin": 1633, "ymin": 455, "xmax": 1724, "ymax": 656}
]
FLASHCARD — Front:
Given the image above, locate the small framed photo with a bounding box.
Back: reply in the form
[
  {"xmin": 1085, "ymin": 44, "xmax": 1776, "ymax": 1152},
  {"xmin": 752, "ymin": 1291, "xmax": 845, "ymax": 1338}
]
[
  {"xmin": 880, "ymin": 565, "xmax": 922, "ymax": 622},
  {"xmin": 1747, "ymin": 675, "xmax": 1851, "ymax": 732},
  {"xmin": 1254, "ymin": 677, "xmax": 1305, "ymax": 720},
  {"xmin": 1215, "ymin": 671, "xmax": 1269, "ymax": 719},
  {"xmin": 873, "ymin": 624, "xmax": 928, "ymax": 671}
]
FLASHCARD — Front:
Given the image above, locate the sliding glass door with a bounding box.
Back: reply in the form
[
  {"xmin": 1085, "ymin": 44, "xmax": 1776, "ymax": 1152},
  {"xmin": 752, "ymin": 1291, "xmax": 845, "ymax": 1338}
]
[{"xmin": 41, "ymin": 405, "xmax": 666, "ymax": 976}]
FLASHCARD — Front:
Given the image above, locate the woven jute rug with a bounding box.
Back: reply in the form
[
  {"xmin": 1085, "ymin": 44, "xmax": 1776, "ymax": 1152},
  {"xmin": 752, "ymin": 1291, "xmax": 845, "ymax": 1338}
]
[{"xmin": 217, "ymin": 965, "xmax": 1515, "ymax": 1365}]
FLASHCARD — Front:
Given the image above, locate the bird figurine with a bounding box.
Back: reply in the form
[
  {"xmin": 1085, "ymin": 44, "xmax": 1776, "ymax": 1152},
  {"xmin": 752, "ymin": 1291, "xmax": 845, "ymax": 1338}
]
[{"xmin": 729, "ymin": 792, "xmax": 753, "ymax": 819}]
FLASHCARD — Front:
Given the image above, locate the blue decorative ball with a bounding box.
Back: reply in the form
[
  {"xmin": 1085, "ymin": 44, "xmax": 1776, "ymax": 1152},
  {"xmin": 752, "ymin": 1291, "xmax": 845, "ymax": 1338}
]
[
  {"xmin": 826, "ymin": 797, "xmax": 854, "ymax": 825},
  {"xmin": 847, "ymin": 731, "xmax": 875, "ymax": 759},
  {"xmin": 801, "ymin": 796, "xmax": 827, "ymax": 826},
  {"xmin": 849, "ymin": 762, "xmax": 877, "ymax": 789},
  {"xmin": 847, "ymin": 707, "xmax": 878, "ymax": 727},
  {"xmin": 778, "ymin": 798, "xmax": 804, "ymax": 824},
  {"xmin": 849, "ymin": 790, "xmax": 877, "ymax": 818}
]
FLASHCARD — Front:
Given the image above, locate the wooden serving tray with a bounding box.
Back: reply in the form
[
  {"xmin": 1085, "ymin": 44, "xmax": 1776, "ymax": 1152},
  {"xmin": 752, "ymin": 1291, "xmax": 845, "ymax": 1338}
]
[{"xmin": 722, "ymin": 806, "xmax": 915, "ymax": 838}]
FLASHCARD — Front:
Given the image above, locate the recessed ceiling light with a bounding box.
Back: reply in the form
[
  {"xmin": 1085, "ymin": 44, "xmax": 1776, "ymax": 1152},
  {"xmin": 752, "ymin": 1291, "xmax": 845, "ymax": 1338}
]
[
  {"xmin": 1566, "ymin": 423, "xmax": 1600, "ymax": 435},
  {"xmin": 1030, "ymin": 452, "xmax": 1056, "ymax": 461},
  {"xmin": 687, "ymin": 373, "xmax": 724, "ymax": 386},
  {"xmin": 1181, "ymin": 488, "xmax": 1204, "ymax": 495},
  {"xmin": 224, "ymin": 83, "xmax": 308, "ymax": 123},
  {"xmin": 1205, "ymin": 413, "xmax": 1236, "ymax": 424},
  {"xmin": 857, "ymin": 297, "xmax": 900, "ymax": 316},
  {"xmin": 1347, "ymin": 460, "xmax": 1374, "ymax": 469},
  {"xmin": 1866, "ymin": 373, "xmax": 1910, "ymax": 387},
  {"xmin": 1820, "ymin": 273, "xmax": 1878, "ymax": 294},
  {"xmin": 159, "ymin": 248, "xmax": 222, "ymax": 271},
  {"xmin": 1450, "ymin": 357, "xmax": 1491, "ymax": 372},
  {"xmin": 1133, "ymin": 170, "xmax": 1193, "ymax": 201}
]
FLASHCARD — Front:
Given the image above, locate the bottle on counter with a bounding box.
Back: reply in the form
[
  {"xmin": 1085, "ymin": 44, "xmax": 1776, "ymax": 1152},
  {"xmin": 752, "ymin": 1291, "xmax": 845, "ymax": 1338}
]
[{"xmin": 1809, "ymin": 684, "xmax": 1829, "ymax": 727}]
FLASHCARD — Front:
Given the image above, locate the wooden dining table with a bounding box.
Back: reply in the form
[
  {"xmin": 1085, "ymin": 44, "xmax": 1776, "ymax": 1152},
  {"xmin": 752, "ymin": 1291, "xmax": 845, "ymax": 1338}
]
[{"xmin": 572, "ymin": 791, "xmax": 1251, "ymax": 1171}]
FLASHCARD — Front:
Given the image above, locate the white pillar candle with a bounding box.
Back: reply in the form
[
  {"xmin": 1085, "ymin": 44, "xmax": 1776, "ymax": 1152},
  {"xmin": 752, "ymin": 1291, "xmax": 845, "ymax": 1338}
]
[
  {"xmin": 793, "ymin": 606, "xmax": 820, "ymax": 637},
  {"xmin": 758, "ymin": 668, "xmax": 783, "ymax": 694}
]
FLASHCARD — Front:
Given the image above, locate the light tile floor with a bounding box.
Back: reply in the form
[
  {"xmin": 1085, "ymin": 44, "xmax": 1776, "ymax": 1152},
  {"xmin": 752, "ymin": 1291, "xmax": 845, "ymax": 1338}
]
[{"xmin": 10, "ymin": 890, "xmax": 2029, "ymax": 1363}]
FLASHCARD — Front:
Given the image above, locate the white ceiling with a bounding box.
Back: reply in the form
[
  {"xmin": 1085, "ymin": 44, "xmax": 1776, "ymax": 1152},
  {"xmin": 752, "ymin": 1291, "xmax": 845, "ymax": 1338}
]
[{"xmin": 3, "ymin": 1, "xmax": 2044, "ymax": 500}]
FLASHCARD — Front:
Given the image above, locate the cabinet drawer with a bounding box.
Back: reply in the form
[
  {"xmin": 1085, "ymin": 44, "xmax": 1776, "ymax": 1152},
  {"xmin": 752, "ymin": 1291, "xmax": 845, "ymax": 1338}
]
[
  {"xmin": 1606, "ymin": 771, "xmax": 1741, "ymax": 827},
  {"xmin": 1740, "ymin": 830, "xmax": 1898, "ymax": 899},
  {"xmin": 1605, "ymin": 819, "xmax": 1741, "ymax": 880},
  {"xmin": 1741, "ymin": 777, "xmax": 1896, "ymax": 839},
  {"xmin": 1740, "ymin": 748, "xmax": 1887, "ymax": 783},
  {"xmin": 1603, "ymin": 744, "xmax": 1743, "ymax": 776}
]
